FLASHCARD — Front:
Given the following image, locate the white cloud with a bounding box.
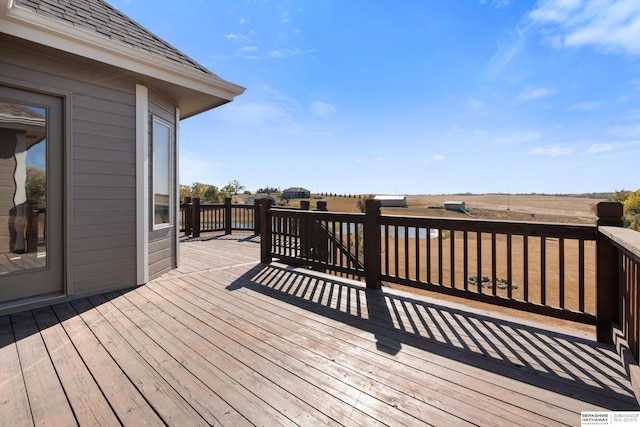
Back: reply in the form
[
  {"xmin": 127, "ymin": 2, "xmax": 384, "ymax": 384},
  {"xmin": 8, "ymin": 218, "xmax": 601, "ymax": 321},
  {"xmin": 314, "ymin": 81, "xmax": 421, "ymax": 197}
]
[
  {"xmin": 529, "ymin": 0, "xmax": 640, "ymax": 55},
  {"xmin": 533, "ymin": 146, "xmax": 572, "ymax": 156},
  {"xmin": 484, "ymin": 25, "xmax": 525, "ymax": 78},
  {"xmin": 492, "ymin": 0, "xmax": 513, "ymax": 8},
  {"xmin": 243, "ymin": 48, "xmax": 303, "ymax": 60},
  {"xmin": 223, "ymin": 33, "xmax": 250, "ymax": 42},
  {"xmin": 490, "ymin": 130, "xmax": 542, "ymax": 145},
  {"xmin": 480, "ymin": 0, "xmax": 512, "ymax": 8},
  {"xmin": 468, "ymin": 99, "xmax": 485, "ymax": 109},
  {"xmin": 584, "ymin": 143, "xmax": 613, "ymax": 154},
  {"xmin": 309, "ymin": 101, "xmax": 336, "ymax": 117},
  {"xmin": 239, "ymin": 18, "xmax": 247, "ymax": 25},
  {"xmin": 519, "ymin": 87, "xmax": 555, "ymax": 100},
  {"xmin": 420, "ymin": 154, "xmax": 445, "ymax": 164},
  {"xmin": 568, "ymin": 101, "xmax": 602, "ymax": 110}
]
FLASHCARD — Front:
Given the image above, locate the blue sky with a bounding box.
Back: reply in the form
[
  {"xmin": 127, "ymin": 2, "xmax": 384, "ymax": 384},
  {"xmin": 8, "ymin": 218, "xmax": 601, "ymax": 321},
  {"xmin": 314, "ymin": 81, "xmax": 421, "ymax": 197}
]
[{"xmin": 112, "ymin": 0, "xmax": 640, "ymax": 195}]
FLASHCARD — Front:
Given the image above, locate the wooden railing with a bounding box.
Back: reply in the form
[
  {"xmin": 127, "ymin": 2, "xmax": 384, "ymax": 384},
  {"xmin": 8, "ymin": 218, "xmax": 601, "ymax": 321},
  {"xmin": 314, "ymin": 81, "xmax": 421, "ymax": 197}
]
[
  {"xmin": 591, "ymin": 202, "xmax": 640, "ymax": 402},
  {"xmin": 269, "ymin": 209, "xmax": 366, "ymax": 278},
  {"xmin": 378, "ymin": 213, "xmax": 598, "ymax": 323},
  {"xmin": 258, "ymin": 199, "xmax": 640, "ymax": 337},
  {"xmin": 180, "ymin": 197, "xmax": 259, "ymax": 237}
]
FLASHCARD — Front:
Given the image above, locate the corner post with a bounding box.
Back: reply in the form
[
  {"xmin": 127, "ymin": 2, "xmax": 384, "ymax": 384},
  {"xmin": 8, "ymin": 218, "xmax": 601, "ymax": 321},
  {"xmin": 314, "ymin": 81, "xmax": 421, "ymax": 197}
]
[
  {"xmin": 192, "ymin": 197, "xmax": 201, "ymax": 238},
  {"xmin": 596, "ymin": 202, "xmax": 623, "ymax": 343},
  {"xmin": 184, "ymin": 196, "xmax": 192, "ymax": 237},
  {"xmin": 224, "ymin": 197, "xmax": 232, "ymax": 235},
  {"xmin": 364, "ymin": 199, "xmax": 382, "ymax": 290},
  {"xmin": 259, "ymin": 198, "xmax": 272, "ymax": 264}
]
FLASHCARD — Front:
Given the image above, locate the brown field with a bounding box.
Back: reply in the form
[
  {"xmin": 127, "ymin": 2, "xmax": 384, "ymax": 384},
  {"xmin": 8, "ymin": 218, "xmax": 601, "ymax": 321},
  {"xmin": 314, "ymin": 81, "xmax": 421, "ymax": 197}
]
[
  {"xmin": 274, "ymin": 193, "xmax": 607, "ymax": 333},
  {"xmin": 289, "ymin": 193, "xmax": 605, "ymax": 224}
]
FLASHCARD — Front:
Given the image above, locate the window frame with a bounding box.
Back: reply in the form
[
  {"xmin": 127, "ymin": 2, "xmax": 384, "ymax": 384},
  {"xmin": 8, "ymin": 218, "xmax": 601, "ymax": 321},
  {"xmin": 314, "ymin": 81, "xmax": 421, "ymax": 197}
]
[{"xmin": 151, "ymin": 116, "xmax": 173, "ymax": 229}]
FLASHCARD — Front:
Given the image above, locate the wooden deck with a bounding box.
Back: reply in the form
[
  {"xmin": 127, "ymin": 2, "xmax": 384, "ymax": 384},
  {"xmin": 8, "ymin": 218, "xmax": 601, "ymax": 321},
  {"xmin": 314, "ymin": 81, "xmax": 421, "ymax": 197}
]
[{"xmin": 2, "ymin": 234, "xmax": 639, "ymax": 426}]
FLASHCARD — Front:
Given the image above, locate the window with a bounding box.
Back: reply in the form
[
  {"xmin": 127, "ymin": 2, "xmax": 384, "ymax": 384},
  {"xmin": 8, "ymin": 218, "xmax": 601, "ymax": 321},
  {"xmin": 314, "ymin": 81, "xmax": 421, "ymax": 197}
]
[{"xmin": 152, "ymin": 118, "xmax": 172, "ymax": 227}]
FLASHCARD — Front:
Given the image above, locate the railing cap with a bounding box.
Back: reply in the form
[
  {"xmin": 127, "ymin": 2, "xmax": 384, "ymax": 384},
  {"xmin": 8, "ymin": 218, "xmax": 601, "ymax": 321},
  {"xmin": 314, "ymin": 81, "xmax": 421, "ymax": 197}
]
[{"xmin": 597, "ymin": 201, "xmax": 623, "ymax": 227}]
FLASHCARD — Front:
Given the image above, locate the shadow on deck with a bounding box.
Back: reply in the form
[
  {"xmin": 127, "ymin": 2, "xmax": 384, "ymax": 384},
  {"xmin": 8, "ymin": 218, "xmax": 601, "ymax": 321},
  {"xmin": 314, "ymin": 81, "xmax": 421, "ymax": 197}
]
[{"xmin": 1, "ymin": 234, "xmax": 638, "ymax": 426}]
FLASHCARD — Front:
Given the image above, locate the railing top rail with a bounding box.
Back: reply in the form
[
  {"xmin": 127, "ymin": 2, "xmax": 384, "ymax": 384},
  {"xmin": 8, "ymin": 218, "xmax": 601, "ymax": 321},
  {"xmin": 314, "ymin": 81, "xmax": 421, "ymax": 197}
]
[
  {"xmin": 197, "ymin": 203, "xmax": 253, "ymax": 208},
  {"xmin": 599, "ymin": 226, "xmax": 640, "ymax": 264},
  {"xmin": 270, "ymin": 208, "xmax": 364, "ymax": 222},
  {"xmin": 380, "ymin": 214, "xmax": 597, "ymax": 239}
]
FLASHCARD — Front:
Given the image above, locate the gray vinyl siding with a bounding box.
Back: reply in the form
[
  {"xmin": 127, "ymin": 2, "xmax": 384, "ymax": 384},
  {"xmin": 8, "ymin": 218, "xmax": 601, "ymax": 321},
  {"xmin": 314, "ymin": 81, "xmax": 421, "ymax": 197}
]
[
  {"xmin": 1, "ymin": 36, "xmax": 138, "ymax": 294},
  {"xmin": 0, "ymin": 151, "xmax": 16, "ymax": 251},
  {"xmin": 148, "ymin": 93, "xmax": 177, "ymax": 279}
]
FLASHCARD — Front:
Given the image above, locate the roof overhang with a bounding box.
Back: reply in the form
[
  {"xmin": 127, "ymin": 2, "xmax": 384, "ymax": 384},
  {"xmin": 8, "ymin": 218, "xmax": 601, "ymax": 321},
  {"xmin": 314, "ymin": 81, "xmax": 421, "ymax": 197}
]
[{"xmin": 0, "ymin": 0, "xmax": 245, "ymax": 119}]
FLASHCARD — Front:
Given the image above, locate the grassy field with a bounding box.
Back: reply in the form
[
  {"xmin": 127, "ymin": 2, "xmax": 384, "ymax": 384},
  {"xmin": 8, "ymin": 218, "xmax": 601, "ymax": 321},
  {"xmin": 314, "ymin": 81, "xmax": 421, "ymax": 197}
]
[{"xmin": 281, "ymin": 193, "xmax": 605, "ymax": 224}]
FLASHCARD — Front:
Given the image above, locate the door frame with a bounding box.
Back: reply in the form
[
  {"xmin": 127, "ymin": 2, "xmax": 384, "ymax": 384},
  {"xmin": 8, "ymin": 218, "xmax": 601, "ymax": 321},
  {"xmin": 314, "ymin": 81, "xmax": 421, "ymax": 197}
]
[{"xmin": 0, "ymin": 77, "xmax": 72, "ymax": 311}]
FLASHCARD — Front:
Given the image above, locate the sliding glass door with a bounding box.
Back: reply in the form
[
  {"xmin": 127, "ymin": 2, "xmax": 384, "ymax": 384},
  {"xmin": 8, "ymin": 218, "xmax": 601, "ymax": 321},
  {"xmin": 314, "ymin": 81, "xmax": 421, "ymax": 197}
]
[{"xmin": 0, "ymin": 85, "xmax": 63, "ymax": 303}]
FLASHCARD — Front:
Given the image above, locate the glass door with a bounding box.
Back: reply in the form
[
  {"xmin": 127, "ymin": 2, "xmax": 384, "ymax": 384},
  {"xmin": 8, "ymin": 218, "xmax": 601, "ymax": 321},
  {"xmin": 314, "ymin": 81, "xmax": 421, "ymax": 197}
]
[{"xmin": 0, "ymin": 86, "xmax": 63, "ymax": 303}]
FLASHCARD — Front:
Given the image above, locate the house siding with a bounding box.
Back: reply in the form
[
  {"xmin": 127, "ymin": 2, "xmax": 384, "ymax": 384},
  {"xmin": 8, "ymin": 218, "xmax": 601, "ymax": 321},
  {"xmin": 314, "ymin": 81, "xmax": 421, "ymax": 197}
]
[
  {"xmin": 0, "ymin": 36, "xmax": 138, "ymax": 294},
  {"xmin": 0, "ymin": 150, "xmax": 16, "ymax": 252}
]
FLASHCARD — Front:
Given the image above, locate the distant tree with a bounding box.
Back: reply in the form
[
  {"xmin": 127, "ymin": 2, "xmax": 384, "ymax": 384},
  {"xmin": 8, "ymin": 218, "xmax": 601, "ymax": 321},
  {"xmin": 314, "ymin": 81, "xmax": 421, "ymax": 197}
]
[
  {"xmin": 227, "ymin": 179, "xmax": 245, "ymax": 195},
  {"xmin": 26, "ymin": 167, "xmax": 46, "ymax": 206},
  {"xmin": 221, "ymin": 184, "xmax": 235, "ymax": 198},
  {"xmin": 609, "ymin": 190, "xmax": 633, "ymax": 203},
  {"xmin": 257, "ymin": 186, "xmax": 279, "ymax": 194},
  {"xmin": 190, "ymin": 182, "xmax": 209, "ymax": 199},
  {"xmin": 623, "ymin": 190, "xmax": 640, "ymax": 231},
  {"xmin": 624, "ymin": 190, "xmax": 640, "ymax": 213},
  {"xmin": 203, "ymin": 185, "xmax": 221, "ymax": 203},
  {"xmin": 277, "ymin": 195, "xmax": 289, "ymax": 206},
  {"xmin": 356, "ymin": 194, "xmax": 376, "ymax": 213},
  {"xmin": 179, "ymin": 184, "xmax": 191, "ymax": 201}
]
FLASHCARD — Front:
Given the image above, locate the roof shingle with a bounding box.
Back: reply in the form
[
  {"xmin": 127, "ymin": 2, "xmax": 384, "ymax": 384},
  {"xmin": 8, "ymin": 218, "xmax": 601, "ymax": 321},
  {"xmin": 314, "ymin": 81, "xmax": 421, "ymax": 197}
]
[{"xmin": 14, "ymin": 0, "xmax": 215, "ymax": 76}]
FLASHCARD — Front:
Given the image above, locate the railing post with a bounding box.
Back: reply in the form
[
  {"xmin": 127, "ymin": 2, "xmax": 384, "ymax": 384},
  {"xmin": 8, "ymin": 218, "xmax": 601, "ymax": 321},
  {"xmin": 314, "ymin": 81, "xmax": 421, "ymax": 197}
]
[
  {"xmin": 26, "ymin": 200, "xmax": 39, "ymax": 253},
  {"xmin": 253, "ymin": 202, "xmax": 261, "ymax": 235},
  {"xmin": 596, "ymin": 201, "xmax": 623, "ymax": 343},
  {"xmin": 259, "ymin": 199, "xmax": 272, "ymax": 263},
  {"xmin": 299, "ymin": 200, "xmax": 309, "ymax": 258},
  {"xmin": 364, "ymin": 198, "xmax": 382, "ymax": 290},
  {"xmin": 316, "ymin": 201, "xmax": 327, "ymax": 211},
  {"xmin": 225, "ymin": 197, "xmax": 232, "ymax": 235},
  {"xmin": 184, "ymin": 197, "xmax": 193, "ymax": 237},
  {"xmin": 192, "ymin": 197, "xmax": 201, "ymax": 238}
]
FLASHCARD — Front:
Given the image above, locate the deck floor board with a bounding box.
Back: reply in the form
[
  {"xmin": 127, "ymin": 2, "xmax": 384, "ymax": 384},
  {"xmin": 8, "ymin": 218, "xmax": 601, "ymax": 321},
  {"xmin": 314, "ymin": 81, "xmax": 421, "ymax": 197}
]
[{"xmin": 2, "ymin": 233, "xmax": 639, "ymax": 426}]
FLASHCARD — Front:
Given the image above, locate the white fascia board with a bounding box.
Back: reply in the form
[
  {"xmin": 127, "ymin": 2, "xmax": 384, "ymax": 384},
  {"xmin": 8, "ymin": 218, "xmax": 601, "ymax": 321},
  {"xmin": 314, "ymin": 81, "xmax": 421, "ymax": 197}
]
[{"xmin": 2, "ymin": 3, "xmax": 245, "ymax": 101}]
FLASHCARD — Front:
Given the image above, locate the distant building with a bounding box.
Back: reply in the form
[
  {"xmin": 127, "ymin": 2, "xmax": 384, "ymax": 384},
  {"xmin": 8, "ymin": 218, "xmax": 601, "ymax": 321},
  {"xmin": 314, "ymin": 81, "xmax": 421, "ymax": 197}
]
[
  {"xmin": 444, "ymin": 201, "xmax": 466, "ymax": 212},
  {"xmin": 375, "ymin": 195, "xmax": 407, "ymax": 207},
  {"xmin": 246, "ymin": 193, "xmax": 276, "ymax": 206},
  {"xmin": 282, "ymin": 187, "xmax": 311, "ymax": 199}
]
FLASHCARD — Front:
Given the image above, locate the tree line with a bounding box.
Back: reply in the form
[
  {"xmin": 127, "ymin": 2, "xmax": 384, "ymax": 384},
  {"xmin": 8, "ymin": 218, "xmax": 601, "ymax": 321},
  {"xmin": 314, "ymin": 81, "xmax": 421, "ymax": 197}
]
[
  {"xmin": 608, "ymin": 189, "xmax": 640, "ymax": 231},
  {"xmin": 180, "ymin": 179, "xmax": 246, "ymax": 203}
]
